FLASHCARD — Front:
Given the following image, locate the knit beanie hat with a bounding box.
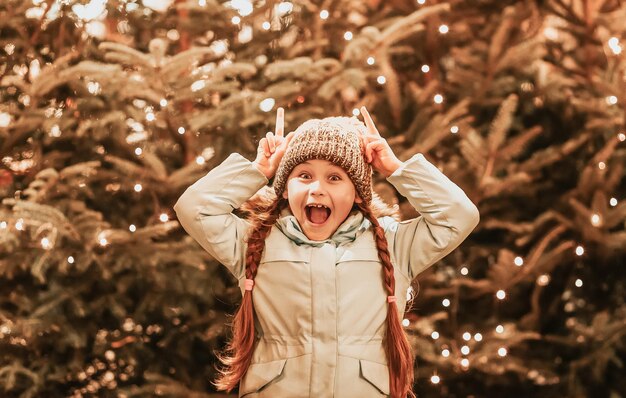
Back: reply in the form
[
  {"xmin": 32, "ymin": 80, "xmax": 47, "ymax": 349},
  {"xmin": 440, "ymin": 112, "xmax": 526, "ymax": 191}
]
[{"xmin": 273, "ymin": 116, "xmax": 373, "ymax": 204}]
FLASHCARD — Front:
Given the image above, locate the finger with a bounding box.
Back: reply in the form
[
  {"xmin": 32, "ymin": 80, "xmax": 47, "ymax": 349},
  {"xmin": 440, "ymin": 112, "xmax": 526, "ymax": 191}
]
[
  {"xmin": 360, "ymin": 106, "xmax": 381, "ymax": 137},
  {"xmin": 266, "ymin": 131, "xmax": 276, "ymax": 153},
  {"xmin": 274, "ymin": 131, "xmax": 296, "ymax": 161},
  {"xmin": 275, "ymin": 107, "xmax": 284, "ymax": 137},
  {"xmin": 260, "ymin": 137, "xmax": 270, "ymax": 157},
  {"xmin": 366, "ymin": 140, "xmax": 383, "ymax": 163},
  {"xmin": 276, "ymin": 131, "xmax": 294, "ymax": 154},
  {"xmin": 282, "ymin": 131, "xmax": 295, "ymax": 147}
]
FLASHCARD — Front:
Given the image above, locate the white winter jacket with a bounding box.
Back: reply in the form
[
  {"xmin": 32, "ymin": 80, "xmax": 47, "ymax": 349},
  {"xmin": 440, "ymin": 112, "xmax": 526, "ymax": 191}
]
[{"xmin": 174, "ymin": 153, "xmax": 480, "ymax": 397}]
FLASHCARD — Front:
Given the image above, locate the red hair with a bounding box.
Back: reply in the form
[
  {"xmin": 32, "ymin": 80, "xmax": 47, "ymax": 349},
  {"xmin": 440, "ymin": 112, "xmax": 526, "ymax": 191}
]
[
  {"xmin": 357, "ymin": 201, "xmax": 416, "ymax": 398},
  {"xmin": 212, "ymin": 196, "xmax": 287, "ymax": 392},
  {"xmin": 213, "ymin": 188, "xmax": 416, "ymax": 397}
]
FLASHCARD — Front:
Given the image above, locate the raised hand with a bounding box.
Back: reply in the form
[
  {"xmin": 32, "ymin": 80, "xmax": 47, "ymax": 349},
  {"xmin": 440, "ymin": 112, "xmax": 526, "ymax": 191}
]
[
  {"xmin": 359, "ymin": 106, "xmax": 402, "ymax": 177},
  {"xmin": 253, "ymin": 107, "xmax": 295, "ymax": 179}
]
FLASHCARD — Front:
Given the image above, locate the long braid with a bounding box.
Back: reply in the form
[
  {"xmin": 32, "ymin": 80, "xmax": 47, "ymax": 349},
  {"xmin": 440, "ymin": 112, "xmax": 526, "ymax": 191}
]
[
  {"xmin": 213, "ymin": 197, "xmax": 288, "ymax": 392},
  {"xmin": 357, "ymin": 202, "xmax": 416, "ymax": 398}
]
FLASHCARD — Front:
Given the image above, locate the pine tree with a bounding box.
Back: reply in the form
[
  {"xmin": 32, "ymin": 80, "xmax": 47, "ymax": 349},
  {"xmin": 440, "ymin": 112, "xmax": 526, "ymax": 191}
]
[{"xmin": 1, "ymin": 0, "xmax": 625, "ymax": 397}]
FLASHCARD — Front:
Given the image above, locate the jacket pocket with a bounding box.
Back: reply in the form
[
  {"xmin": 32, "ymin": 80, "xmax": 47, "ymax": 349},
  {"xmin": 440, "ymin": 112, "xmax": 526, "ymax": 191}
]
[
  {"xmin": 239, "ymin": 357, "xmax": 287, "ymax": 396},
  {"xmin": 260, "ymin": 244, "xmax": 311, "ymax": 264},
  {"xmin": 360, "ymin": 359, "xmax": 390, "ymax": 395}
]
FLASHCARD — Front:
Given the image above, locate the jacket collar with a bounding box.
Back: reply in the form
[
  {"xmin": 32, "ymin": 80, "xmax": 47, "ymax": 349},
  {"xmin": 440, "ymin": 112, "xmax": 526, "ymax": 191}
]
[{"xmin": 274, "ymin": 208, "xmax": 370, "ymax": 247}]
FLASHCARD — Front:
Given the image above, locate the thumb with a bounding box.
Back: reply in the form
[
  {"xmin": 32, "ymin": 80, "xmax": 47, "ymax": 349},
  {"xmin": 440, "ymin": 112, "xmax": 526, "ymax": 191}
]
[
  {"xmin": 278, "ymin": 131, "xmax": 295, "ymax": 152},
  {"xmin": 365, "ymin": 140, "xmax": 384, "ymax": 163}
]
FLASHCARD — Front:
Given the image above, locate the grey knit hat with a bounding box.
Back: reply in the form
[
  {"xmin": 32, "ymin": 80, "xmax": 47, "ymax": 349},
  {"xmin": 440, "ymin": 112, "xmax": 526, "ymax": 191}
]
[{"xmin": 273, "ymin": 116, "xmax": 373, "ymax": 204}]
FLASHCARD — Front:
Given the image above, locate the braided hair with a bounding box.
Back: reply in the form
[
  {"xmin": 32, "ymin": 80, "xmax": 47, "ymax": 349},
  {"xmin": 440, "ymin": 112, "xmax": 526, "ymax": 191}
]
[{"xmin": 214, "ymin": 188, "xmax": 417, "ymax": 398}]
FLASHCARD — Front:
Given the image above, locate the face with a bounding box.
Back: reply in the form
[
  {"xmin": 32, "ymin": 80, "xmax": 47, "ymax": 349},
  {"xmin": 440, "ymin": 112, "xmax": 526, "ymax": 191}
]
[{"xmin": 283, "ymin": 159, "xmax": 362, "ymax": 241}]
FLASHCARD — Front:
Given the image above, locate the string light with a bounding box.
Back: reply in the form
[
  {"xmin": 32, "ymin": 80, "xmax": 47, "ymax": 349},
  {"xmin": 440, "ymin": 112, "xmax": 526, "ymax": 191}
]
[
  {"xmin": 68, "ymin": 256, "xmax": 75, "ymax": 264},
  {"xmin": 15, "ymin": 219, "xmax": 24, "ymax": 230},
  {"xmin": 344, "ymin": 31, "xmax": 353, "ymax": 40},
  {"xmin": 0, "ymin": 221, "xmax": 6, "ymax": 229},
  {"xmin": 460, "ymin": 358, "xmax": 469, "ymax": 367},
  {"xmin": 352, "ymin": 108, "xmax": 360, "ymax": 116},
  {"xmin": 421, "ymin": 64, "xmax": 429, "ymax": 73},
  {"xmin": 575, "ymin": 245, "xmax": 584, "ymax": 256},
  {"xmin": 178, "ymin": 127, "xmax": 185, "ymax": 135},
  {"xmin": 417, "ymin": 0, "xmax": 426, "ymax": 4},
  {"xmin": 259, "ymin": 98, "xmax": 275, "ymax": 112},
  {"xmin": 438, "ymin": 24, "xmax": 449, "ymax": 34},
  {"xmin": 434, "ymin": 94, "xmax": 443, "ymax": 104},
  {"xmin": 442, "ymin": 298, "xmax": 450, "ymax": 307},
  {"xmin": 598, "ymin": 161, "xmax": 606, "ymax": 170},
  {"xmin": 498, "ymin": 347, "xmax": 508, "ymax": 357},
  {"xmin": 276, "ymin": 2, "xmax": 293, "ymax": 16},
  {"xmin": 129, "ymin": 224, "xmax": 136, "ymax": 232},
  {"xmin": 431, "ymin": 331, "xmax": 440, "ymax": 339},
  {"xmin": 474, "ymin": 333, "xmax": 482, "ymax": 341},
  {"xmin": 135, "ymin": 148, "xmax": 142, "ymax": 156},
  {"xmin": 134, "ymin": 183, "xmax": 142, "ymax": 192},
  {"xmin": 590, "ymin": 213, "xmax": 601, "ymax": 226},
  {"xmin": 319, "ymin": 9, "xmax": 329, "ymax": 19},
  {"xmin": 159, "ymin": 213, "xmax": 169, "ymax": 222},
  {"xmin": 377, "ymin": 76, "xmax": 386, "ymax": 84},
  {"xmin": 575, "ymin": 279, "xmax": 583, "ymax": 287},
  {"xmin": 166, "ymin": 29, "xmax": 179, "ymax": 42},
  {"xmin": 367, "ymin": 57, "xmax": 375, "ymax": 65},
  {"xmin": 606, "ymin": 96, "xmax": 618, "ymax": 105},
  {"xmin": 87, "ymin": 81, "xmax": 101, "ymax": 94},
  {"xmin": 537, "ymin": 274, "xmax": 550, "ymax": 286},
  {"xmin": 402, "ymin": 318, "xmax": 410, "ymax": 327},
  {"xmin": 50, "ymin": 124, "xmax": 61, "ymax": 137},
  {"xmin": 450, "ymin": 125, "xmax": 459, "ymax": 134},
  {"xmin": 231, "ymin": 16, "xmax": 240, "ymax": 24},
  {"xmin": 608, "ymin": 37, "xmax": 622, "ymax": 55},
  {"xmin": 496, "ymin": 290, "xmax": 506, "ymax": 299},
  {"xmin": 442, "ymin": 349, "xmax": 450, "ymax": 357},
  {"xmin": 41, "ymin": 237, "xmax": 52, "ymax": 249},
  {"xmin": 239, "ymin": 27, "xmax": 253, "ymax": 43},
  {"xmin": 191, "ymin": 80, "xmax": 206, "ymax": 92},
  {"xmin": 618, "ymin": 132, "xmax": 625, "ymax": 141},
  {"xmin": 160, "ymin": 99, "xmax": 167, "ymax": 107},
  {"xmin": 146, "ymin": 112, "xmax": 155, "ymax": 122},
  {"xmin": 609, "ymin": 197, "xmax": 617, "ymax": 206},
  {"xmin": 514, "ymin": 256, "xmax": 523, "ymax": 266},
  {"xmin": 99, "ymin": 237, "xmax": 108, "ymax": 246},
  {"xmin": 496, "ymin": 325, "xmax": 504, "ymax": 334},
  {"xmin": 228, "ymin": 0, "xmax": 252, "ymax": 15},
  {"xmin": 460, "ymin": 266, "xmax": 468, "ymax": 275},
  {"xmin": 0, "ymin": 112, "xmax": 11, "ymax": 127},
  {"xmin": 462, "ymin": 332, "xmax": 471, "ymax": 341},
  {"xmin": 196, "ymin": 156, "xmax": 205, "ymax": 165},
  {"xmin": 430, "ymin": 375, "xmax": 440, "ymax": 384}
]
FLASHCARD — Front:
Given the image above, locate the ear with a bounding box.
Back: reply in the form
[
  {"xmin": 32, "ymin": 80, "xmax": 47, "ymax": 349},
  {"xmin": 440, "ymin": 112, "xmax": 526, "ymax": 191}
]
[
  {"xmin": 354, "ymin": 194, "xmax": 363, "ymax": 204},
  {"xmin": 282, "ymin": 189, "xmax": 288, "ymax": 199}
]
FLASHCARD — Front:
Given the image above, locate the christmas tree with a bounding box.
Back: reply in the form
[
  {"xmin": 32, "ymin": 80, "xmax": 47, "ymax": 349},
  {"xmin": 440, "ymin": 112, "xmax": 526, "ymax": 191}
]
[{"xmin": 1, "ymin": 0, "xmax": 625, "ymax": 396}]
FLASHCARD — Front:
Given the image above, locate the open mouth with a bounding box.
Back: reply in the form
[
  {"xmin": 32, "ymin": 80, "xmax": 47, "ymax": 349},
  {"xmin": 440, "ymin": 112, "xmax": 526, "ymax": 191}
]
[{"xmin": 305, "ymin": 204, "xmax": 331, "ymax": 225}]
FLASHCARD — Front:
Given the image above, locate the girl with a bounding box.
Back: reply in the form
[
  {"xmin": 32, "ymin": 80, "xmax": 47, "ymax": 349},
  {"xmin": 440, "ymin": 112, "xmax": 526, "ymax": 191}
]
[{"xmin": 174, "ymin": 106, "xmax": 480, "ymax": 398}]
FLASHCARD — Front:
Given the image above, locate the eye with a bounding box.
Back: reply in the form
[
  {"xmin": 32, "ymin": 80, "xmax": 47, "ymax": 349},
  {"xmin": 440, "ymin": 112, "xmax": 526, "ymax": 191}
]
[
  {"xmin": 329, "ymin": 174, "xmax": 342, "ymax": 181},
  {"xmin": 298, "ymin": 172, "xmax": 311, "ymax": 179}
]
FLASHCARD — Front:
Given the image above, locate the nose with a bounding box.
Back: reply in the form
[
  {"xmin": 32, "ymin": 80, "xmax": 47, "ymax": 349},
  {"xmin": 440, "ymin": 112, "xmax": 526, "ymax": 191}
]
[{"xmin": 308, "ymin": 179, "xmax": 327, "ymax": 197}]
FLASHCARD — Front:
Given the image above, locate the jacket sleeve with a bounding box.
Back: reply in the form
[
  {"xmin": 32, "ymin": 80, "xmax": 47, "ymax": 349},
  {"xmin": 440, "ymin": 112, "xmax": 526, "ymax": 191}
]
[
  {"xmin": 381, "ymin": 153, "xmax": 480, "ymax": 281},
  {"xmin": 173, "ymin": 153, "xmax": 269, "ymax": 280}
]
